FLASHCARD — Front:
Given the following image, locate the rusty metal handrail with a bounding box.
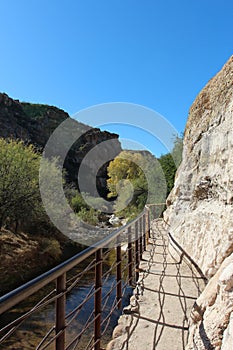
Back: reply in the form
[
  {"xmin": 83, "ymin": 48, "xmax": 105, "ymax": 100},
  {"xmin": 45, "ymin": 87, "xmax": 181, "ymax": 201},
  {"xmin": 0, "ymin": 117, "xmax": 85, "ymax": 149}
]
[
  {"xmin": 0, "ymin": 210, "xmax": 143, "ymax": 315},
  {"xmin": 0, "ymin": 205, "xmax": 163, "ymax": 350}
]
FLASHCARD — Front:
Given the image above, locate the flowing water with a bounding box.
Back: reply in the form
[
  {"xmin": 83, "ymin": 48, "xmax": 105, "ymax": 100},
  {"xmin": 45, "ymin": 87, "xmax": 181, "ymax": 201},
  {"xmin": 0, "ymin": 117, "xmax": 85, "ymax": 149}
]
[{"xmin": 0, "ymin": 259, "xmax": 132, "ymax": 349}]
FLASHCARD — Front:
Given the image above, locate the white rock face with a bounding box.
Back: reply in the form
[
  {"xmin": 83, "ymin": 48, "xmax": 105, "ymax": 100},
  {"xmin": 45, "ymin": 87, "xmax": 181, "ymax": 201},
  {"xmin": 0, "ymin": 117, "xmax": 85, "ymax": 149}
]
[
  {"xmin": 186, "ymin": 253, "xmax": 233, "ymax": 349},
  {"xmin": 164, "ymin": 56, "xmax": 233, "ymax": 278},
  {"xmin": 163, "ymin": 56, "xmax": 233, "ymax": 348},
  {"xmin": 221, "ymin": 313, "xmax": 233, "ymax": 350}
]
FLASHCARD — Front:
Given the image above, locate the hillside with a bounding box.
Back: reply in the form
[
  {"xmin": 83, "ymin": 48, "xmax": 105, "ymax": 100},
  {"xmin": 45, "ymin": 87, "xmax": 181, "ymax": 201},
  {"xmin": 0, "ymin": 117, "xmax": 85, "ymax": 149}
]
[
  {"xmin": 0, "ymin": 93, "xmax": 121, "ymax": 196},
  {"xmin": 0, "ymin": 93, "xmax": 122, "ymax": 293}
]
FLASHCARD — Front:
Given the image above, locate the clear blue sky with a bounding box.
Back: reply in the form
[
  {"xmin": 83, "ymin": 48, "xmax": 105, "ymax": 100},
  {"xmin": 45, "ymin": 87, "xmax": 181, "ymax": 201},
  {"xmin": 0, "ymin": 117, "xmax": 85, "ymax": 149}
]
[{"xmin": 1, "ymin": 0, "xmax": 233, "ymax": 156}]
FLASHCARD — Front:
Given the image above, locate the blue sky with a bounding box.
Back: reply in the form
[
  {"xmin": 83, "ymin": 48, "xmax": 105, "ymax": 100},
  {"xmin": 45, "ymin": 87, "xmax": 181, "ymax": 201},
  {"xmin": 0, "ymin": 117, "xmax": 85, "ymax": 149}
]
[{"xmin": 1, "ymin": 0, "xmax": 233, "ymax": 156}]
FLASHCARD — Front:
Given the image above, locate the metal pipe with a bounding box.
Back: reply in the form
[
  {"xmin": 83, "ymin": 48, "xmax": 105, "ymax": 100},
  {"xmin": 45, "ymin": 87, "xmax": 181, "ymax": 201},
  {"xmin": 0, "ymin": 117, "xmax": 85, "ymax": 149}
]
[
  {"xmin": 135, "ymin": 221, "xmax": 139, "ymax": 282},
  {"xmin": 139, "ymin": 217, "xmax": 143, "ymax": 260},
  {"xmin": 143, "ymin": 214, "xmax": 146, "ymax": 251},
  {"xmin": 147, "ymin": 207, "xmax": 151, "ymax": 238},
  {"xmin": 94, "ymin": 249, "xmax": 102, "ymax": 350},
  {"xmin": 56, "ymin": 273, "xmax": 66, "ymax": 350},
  {"xmin": 116, "ymin": 242, "xmax": 122, "ymax": 310},
  {"xmin": 127, "ymin": 226, "xmax": 133, "ymax": 286}
]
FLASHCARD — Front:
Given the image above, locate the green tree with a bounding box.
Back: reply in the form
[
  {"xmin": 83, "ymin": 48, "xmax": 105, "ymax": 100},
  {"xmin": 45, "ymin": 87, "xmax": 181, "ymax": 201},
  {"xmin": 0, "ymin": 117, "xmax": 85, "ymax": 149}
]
[
  {"xmin": 0, "ymin": 139, "xmax": 41, "ymax": 230},
  {"xmin": 158, "ymin": 153, "xmax": 176, "ymax": 195},
  {"xmin": 172, "ymin": 134, "xmax": 183, "ymax": 167},
  {"xmin": 0, "ymin": 138, "xmax": 63, "ymax": 233},
  {"xmin": 158, "ymin": 135, "xmax": 183, "ymax": 196}
]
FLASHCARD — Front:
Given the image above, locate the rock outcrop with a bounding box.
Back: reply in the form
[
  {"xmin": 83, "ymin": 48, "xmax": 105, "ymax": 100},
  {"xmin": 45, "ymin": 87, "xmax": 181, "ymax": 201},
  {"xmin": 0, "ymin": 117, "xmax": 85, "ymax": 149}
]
[
  {"xmin": 0, "ymin": 93, "xmax": 121, "ymax": 196},
  {"xmin": 164, "ymin": 56, "xmax": 233, "ymax": 349}
]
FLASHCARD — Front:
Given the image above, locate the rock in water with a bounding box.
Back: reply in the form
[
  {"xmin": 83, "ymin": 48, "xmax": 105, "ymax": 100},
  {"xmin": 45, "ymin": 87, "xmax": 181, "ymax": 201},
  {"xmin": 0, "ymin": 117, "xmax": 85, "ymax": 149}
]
[{"xmin": 109, "ymin": 214, "xmax": 121, "ymax": 226}]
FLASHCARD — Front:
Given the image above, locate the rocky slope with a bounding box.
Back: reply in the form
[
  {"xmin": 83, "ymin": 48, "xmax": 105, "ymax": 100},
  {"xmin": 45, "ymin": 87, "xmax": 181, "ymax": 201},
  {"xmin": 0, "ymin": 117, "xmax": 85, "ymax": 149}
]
[
  {"xmin": 0, "ymin": 93, "xmax": 121, "ymax": 196},
  {"xmin": 164, "ymin": 56, "xmax": 233, "ymax": 349}
]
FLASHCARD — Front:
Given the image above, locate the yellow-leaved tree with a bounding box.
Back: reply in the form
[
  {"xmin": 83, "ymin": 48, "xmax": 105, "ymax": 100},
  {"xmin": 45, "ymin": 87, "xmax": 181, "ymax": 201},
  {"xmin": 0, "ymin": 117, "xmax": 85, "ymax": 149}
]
[{"xmin": 107, "ymin": 150, "xmax": 167, "ymax": 218}]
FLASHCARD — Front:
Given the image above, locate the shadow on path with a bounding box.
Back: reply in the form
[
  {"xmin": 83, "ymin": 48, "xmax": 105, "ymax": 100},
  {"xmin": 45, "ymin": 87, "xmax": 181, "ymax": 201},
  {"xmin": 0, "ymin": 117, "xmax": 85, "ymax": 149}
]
[{"xmin": 120, "ymin": 219, "xmax": 207, "ymax": 350}]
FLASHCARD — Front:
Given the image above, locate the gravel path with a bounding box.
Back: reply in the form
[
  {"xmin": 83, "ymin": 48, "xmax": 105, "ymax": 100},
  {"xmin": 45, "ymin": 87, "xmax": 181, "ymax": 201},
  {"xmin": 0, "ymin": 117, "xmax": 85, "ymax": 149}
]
[{"xmin": 107, "ymin": 219, "xmax": 207, "ymax": 350}]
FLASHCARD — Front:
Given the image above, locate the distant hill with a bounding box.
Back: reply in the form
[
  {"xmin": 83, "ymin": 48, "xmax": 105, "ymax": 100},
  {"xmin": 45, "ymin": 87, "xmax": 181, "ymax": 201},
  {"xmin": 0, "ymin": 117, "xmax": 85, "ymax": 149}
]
[{"xmin": 0, "ymin": 93, "xmax": 121, "ymax": 196}]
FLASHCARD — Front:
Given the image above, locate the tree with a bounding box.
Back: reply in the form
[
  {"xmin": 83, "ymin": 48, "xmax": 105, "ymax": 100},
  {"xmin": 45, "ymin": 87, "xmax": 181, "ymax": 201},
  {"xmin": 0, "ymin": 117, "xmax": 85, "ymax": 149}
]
[
  {"xmin": 158, "ymin": 135, "xmax": 183, "ymax": 196},
  {"xmin": 158, "ymin": 153, "xmax": 176, "ymax": 195},
  {"xmin": 107, "ymin": 151, "xmax": 147, "ymax": 211},
  {"xmin": 0, "ymin": 138, "xmax": 63, "ymax": 233},
  {"xmin": 0, "ymin": 139, "xmax": 41, "ymax": 230},
  {"xmin": 172, "ymin": 134, "xmax": 183, "ymax": 167},
  {"xmin": 107, "ymin": 150, "xmax": 167, "ymax": 217}
]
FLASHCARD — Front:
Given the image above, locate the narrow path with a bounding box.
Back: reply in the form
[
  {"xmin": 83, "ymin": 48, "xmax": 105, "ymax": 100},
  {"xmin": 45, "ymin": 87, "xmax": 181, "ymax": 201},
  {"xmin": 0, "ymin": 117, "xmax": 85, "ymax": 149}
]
[{"xmin": 110, "ymin": 219, "xmax": 206, "ymax": 350}]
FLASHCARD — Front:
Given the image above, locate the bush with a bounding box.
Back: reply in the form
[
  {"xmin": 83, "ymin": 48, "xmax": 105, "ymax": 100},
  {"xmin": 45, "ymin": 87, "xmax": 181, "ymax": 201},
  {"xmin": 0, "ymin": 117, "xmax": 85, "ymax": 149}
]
[
  {"xmin": 77, "ymin": 208, "xmax": 99, "ymax": 226},
  {"xmin": 71, "ymin": 192, "xmax": 89, "ymax": 212},
  {"xmin": 40, "ymin": 237, "xmax": 62, "ymax": 261},
  {"xmin": 0, "ymin": 139, "xmax": 41, "ymax": 229}
]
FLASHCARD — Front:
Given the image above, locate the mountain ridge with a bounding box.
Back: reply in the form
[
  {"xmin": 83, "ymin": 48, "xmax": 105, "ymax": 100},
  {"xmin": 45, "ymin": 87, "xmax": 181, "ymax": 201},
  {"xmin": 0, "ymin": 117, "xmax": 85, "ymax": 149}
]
[{"xmin": 0, "ymin": 92, "xmax": 122, "ymax": 195}]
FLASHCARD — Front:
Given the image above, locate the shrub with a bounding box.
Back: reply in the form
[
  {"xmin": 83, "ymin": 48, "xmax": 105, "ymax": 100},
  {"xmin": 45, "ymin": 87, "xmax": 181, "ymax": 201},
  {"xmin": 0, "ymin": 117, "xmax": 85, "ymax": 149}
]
[
  {"xmin": 71, "ymin": 192, "xmax": 89, "ymax": 213},
  {"xmin": 77, "ymin": 208, "xmax": 99, "ymax": 226},
  {"xmin": 40, "ymin": 237, "xmax": 62, "ymax": 261}
]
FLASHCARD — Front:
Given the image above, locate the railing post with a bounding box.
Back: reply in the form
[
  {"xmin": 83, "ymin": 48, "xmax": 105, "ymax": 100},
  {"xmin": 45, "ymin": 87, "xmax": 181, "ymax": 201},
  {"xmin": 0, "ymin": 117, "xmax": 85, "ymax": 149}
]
[
  {"xmin": 135, "ymin": 221, "xmax": 139, "ymax": 282},
  {"xmin": 116, "ymin": 239, "xmax": 122, "ymax": 310},
  {"xmin": 143, "ymin": 214, "xmax": 146, "ymax": 251},
  {"xmin": 94, "ymin": 249, "xmax": 102, "ymax": 350},
  {"xmin": 127, "ymin": 226, "xmax": 133, "ymax": 286},
  {"xmin": 56, "ymin": 273, "xmax": 66, "ymax": 350},
  {"xmin": 139, "ymin": 217, "xmax": 143, "ymax": 260},
  {"xmin": 147, "ymin": 207, "xmax": 151, "ymax": 239}
]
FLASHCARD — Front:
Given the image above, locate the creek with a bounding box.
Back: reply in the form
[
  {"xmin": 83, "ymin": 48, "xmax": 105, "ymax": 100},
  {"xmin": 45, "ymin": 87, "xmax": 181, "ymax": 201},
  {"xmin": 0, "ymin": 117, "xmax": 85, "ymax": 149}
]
[{"xmin": 0, "ymin": 258, "xmax": 132, "ymax": 349}]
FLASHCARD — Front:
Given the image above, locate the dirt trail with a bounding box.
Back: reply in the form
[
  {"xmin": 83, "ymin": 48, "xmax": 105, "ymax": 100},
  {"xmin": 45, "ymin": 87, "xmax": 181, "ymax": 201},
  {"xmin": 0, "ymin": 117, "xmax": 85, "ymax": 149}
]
[{"xmin": 108, "ymin": 219, "xmax": 207, "ymax": 350}]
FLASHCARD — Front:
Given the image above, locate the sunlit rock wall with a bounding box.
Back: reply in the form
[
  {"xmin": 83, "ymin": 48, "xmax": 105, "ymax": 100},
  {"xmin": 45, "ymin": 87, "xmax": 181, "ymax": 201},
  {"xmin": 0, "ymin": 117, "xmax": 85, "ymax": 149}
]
[
  {"xmin": 163, "ymin": 56, "xmax": 233, "ymax": 349},
  {"xmin": 164, "ymin": 56, "xmax": 233, "ymax": 278}
]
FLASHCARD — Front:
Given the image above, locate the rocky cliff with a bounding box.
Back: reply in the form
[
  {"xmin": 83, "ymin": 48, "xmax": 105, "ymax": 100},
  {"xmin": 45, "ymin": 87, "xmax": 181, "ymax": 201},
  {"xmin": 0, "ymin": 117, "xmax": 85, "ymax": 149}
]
[
  {"xmin": 164, "ymin": 56, "xmax": 233, "ymax": 349},
  {"xmin": 0, "ymin": 93, "xmax": 121, "ymax": 196}
]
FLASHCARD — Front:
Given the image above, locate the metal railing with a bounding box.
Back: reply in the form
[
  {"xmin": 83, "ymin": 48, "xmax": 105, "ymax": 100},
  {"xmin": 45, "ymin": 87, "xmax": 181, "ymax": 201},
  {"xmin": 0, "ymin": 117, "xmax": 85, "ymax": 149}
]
[{"xmin": 0, "ymin": 205, "xmax": 164, "ymax": 350}]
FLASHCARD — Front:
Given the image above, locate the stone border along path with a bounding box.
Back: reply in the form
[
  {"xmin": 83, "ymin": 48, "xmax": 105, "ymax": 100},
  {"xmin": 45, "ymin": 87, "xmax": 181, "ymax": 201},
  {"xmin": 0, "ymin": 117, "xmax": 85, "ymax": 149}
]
[{"xmin": 106, "ymin": 219, "xmax": 207, "ymax": 350}]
